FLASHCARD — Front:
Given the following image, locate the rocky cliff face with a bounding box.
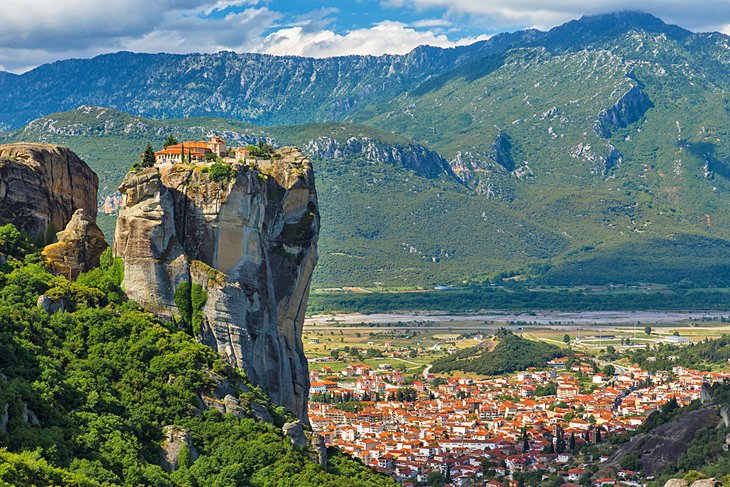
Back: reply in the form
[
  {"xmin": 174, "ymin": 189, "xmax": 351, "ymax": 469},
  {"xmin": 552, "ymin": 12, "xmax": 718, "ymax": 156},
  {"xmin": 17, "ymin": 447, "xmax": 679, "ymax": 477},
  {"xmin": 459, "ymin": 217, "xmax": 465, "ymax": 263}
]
[
  {"xmin": 596, "ymin": 83, "xmax": 654, "ymax": 138},
  {"xmin": 0, "ymin": 143, "xmax": 98, "ymax": 241},
  {"xmin": 302, "ymin": 136, "xmax": 457, "ymax": 180},
  {"xmin": 113, "ymin": 148, "xmax": 319, "ymax": 421}
]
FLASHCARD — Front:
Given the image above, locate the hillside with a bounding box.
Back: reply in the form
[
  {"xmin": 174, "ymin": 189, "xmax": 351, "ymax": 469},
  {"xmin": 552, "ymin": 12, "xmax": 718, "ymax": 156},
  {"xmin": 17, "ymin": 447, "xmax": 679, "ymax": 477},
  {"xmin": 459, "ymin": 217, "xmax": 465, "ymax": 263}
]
[
  {"xmin": 430, "ymin": 330, "xmax": 565, "ymax": 375},
  {"xmin": 2, "ymin": 12, "xmax": 730, "ymax": 291},
  {"xmin": 2, "ymin": 107, "xmax": 569, "ymax": 288},
  {"xmin": 603, "ymin": 383, "xmax": 730, "ymax": 483},
  {"xmin": 361, "ymin": 12, "xmax": 730, "ymax": 287},
  {"xmin": 0, "ymin": 224, "xmax": 394, "ymax": 486}
]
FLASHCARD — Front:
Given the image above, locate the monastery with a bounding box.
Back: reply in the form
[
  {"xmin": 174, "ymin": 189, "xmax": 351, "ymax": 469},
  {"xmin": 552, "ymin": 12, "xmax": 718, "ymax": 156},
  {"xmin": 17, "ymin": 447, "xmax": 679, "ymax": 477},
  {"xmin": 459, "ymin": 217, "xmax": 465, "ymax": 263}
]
[{"xmin": 154, "ymin": 136, "xmax": 250, "ymax": 164}]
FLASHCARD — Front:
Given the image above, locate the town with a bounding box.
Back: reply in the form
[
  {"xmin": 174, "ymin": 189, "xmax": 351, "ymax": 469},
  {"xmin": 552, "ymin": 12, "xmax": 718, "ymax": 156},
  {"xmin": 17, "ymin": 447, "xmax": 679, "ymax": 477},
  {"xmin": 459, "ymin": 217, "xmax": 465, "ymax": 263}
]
[{"xmin": 308, "ymin": 341, "xmax": 729, "ymax": 486}]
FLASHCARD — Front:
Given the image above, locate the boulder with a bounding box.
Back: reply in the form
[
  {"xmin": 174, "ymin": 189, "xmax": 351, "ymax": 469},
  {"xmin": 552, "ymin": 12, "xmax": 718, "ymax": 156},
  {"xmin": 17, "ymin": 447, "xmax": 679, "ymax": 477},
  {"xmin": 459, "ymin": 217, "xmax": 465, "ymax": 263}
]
[
  {"xmin": 251, "ymin": 402, "xmax": 273, "ymax": 424},
  {"xmin": 283, "ymin": 421, "xmax": 308, "ymax": 449},
  {"xmin": 37, "ymin": 295, "xmax": 66, "ymax": 314},
  {"xmin": 42, "ymin": 208, "xmax": 108, "ymax": 279},
  {"xmin": 0, "ymin": 143, "xmax": 98, "ymax": 242},
  {"xmin": 690, "ymin": 480, "xmax": 718, "ymax": 487},
  {"xmin": 664, "ymin": 480, "xmax": 688, "ymax": 487}
]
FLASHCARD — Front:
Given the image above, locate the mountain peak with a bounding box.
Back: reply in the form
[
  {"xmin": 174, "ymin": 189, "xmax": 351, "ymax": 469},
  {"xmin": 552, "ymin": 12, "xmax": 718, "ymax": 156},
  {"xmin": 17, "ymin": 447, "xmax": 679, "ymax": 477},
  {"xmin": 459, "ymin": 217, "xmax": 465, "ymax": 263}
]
[{"xmin": 543, "ymin": 10, "xmax": 691, "ymax": 50}]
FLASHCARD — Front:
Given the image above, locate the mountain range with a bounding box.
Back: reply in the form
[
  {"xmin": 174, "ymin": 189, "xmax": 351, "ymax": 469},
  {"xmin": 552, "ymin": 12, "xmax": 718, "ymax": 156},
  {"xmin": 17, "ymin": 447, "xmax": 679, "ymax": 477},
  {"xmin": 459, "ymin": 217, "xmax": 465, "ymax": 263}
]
[{"xmin": 3, "ymin": 11, "xmax": 730, "ymax": 289}]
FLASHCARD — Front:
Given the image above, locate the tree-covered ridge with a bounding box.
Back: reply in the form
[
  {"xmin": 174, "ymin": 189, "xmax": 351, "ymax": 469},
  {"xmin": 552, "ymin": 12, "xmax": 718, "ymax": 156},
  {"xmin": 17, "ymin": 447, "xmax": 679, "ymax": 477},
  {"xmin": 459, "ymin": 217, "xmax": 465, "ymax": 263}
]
[
  {"xmin": 629, "ymin": 335, "xmax": 730, "ymax": 372},
  {"xmin": 0, "ymin": 223, "xmax": 395, "ymax": 487},
  {"xmin": 430, "ymin": 330, "xmax": 565, "ymax": 375}
]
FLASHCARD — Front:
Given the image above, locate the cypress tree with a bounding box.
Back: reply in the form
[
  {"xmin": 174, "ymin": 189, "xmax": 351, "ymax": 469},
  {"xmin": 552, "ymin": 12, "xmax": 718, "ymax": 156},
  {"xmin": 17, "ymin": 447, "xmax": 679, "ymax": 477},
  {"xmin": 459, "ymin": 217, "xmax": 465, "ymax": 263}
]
[{"xmin": 140, "ymin": 144, "xmax": 156, "ymax": 167}]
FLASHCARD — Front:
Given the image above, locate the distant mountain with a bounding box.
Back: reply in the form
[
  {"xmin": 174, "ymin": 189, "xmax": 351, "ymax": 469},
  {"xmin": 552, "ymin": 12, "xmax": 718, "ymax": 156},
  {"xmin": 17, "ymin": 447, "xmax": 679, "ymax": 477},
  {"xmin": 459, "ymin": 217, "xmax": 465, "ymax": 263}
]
[
  {"xmin": 3, "ymin": 12, "xmax": 730, "ymax": 289},
  {"xmin": 0, "ymin": 46, "xmax": 484, "ymax": 130}
]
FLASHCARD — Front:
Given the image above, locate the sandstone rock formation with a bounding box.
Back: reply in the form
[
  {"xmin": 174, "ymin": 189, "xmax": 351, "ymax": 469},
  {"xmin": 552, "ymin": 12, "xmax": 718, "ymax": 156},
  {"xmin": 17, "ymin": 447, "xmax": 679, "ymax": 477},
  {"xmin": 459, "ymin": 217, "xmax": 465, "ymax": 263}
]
[
  {"xmin": 0, "ymin": 143, "xmax": 98, "ymax": 242},
  {"xmin": 42, "ymin": 208, "xmax": 108, "ymax": 279},
  {"xmin": 37, "ymin": 295, "xmax": 66, "ymax": 315},
  {"xmin": 690, "ymin": 480, "xmax": 718, "ymax": 487},
  {"xmin": 161, "ymin": 425, "xmax": 199, "ymax": 472},
  {"xmin": 113, "ymin": 148, "xmax": 319, "ymax": 421},
  {"xmin": 283, "ymin": 420, "xmax": 328, "ymax": 468}
]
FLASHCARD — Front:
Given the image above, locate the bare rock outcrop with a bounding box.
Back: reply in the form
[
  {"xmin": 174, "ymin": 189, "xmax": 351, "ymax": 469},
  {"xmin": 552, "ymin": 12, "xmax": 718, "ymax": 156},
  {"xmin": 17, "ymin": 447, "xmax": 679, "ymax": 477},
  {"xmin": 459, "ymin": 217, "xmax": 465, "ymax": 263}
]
[
  {"xmin": 37, "ymin": 295, "xmax": 66, "ymax": 315},
  {"xmin": 113, "ymin": 148, "xmax": 319, "ymax": 422},
  {"xmin": 283, "ymin": 421, "xmax": 308, "ymax": 448},
  {"xmin": 42, "ymin": 208, "xmax": 108, "ymax": 279},
  {"xmin": 283, "ymin": 420, "xmax": 328, "ymax": 468},
  {"xmin": 690, "ymin": 480, "xmax": 718, "ymax": 487},
  {"xmin": 664, "ymin": 479, "xmax": 688, "ymax": 487},
  {"xmin": 161, "ymin": 425, "xmax": 199, "ymax": 472},
  {"xmin": 0, "ymin": 143, "xmax": 98, "ymax": 241}
]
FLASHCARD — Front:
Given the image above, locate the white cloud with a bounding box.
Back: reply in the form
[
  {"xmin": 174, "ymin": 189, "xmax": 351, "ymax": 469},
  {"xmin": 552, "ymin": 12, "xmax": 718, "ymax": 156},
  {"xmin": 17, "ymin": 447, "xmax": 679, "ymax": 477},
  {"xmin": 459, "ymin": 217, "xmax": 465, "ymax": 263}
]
[
  {"xmin": 254, "ymin": 21, "xmax": 490, "ymax": 58},
  {"xmin": 388, "ymin": 0, "xmax": 730, "ymax": 32},
  {"xmin": 0, "ymin": 1, "xmax": 494, "ymax": 72},
  {"xmin": 411, "ymin": 18, "xmax": 453, "ymax": 28}
]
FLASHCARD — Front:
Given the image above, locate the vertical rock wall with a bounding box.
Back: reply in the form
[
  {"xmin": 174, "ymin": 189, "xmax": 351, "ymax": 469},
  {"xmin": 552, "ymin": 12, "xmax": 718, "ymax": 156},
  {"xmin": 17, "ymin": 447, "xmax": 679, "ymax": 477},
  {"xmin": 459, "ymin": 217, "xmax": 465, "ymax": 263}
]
[{"xmin": 113, "ymin": 148, "xmax": 319, "ymax": 421}]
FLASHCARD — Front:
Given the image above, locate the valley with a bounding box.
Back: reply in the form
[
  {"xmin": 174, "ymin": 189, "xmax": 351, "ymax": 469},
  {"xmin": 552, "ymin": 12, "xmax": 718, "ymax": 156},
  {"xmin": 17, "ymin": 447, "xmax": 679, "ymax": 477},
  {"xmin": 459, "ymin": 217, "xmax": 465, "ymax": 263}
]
[{"xmin": 1, "ymin": 8, "xmax": 730, "ymax": 487}]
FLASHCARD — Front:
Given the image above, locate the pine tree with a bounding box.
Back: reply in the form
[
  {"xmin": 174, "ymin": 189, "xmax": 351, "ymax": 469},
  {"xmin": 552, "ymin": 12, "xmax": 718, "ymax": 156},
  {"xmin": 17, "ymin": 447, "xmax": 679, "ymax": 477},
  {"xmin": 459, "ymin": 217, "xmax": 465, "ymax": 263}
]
[
  {"xmin": 569, "ymin": 432, "xmax": 576, "ymax": 450},
  {"xmin": 164, "ymin": 135, "xmax": 178, "ymax": 148},
  {"xmin": 140, "ymin": 144, "xmax": 156, "ymax": 167},
  {"xmin": 595, "ymin": 427, "xmax": 602, "ymax": 444}
]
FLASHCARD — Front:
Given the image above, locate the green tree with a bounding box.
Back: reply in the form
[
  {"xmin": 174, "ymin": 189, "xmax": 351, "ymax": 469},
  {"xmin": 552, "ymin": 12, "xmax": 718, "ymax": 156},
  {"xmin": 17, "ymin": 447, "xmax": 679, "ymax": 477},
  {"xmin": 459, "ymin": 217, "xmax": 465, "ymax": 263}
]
[
  {"xmin": 163, "ymin": 135, "xmax": 178, "ymax": 148},
  {"xmin": 619, "ymin": 452, "xmax": 640, "ymax": 471},
  {"xmin": 563, "ymin": 334, "xmax": 571, "ymax": 344},
  {"xmin": 177, "ymin": 446, "xmax": 193, "ymax": 470},
  {"xmin": 140, "ymin": 144, "xmax": 156, "ymax": 167},
  {"xmin": 602, "ymin": 364, "xmax": 615, "ymax": 376},
  {"xmin": 644, "ymin": 326, "xmax": 652, "ymax": 335},
  {"xmin": 174, "ymin": 282, "xmax": 193, "ymax": 325},
  {"xmin": 426, "ymin": 471, "xmax": 445, "ymax": 487}
]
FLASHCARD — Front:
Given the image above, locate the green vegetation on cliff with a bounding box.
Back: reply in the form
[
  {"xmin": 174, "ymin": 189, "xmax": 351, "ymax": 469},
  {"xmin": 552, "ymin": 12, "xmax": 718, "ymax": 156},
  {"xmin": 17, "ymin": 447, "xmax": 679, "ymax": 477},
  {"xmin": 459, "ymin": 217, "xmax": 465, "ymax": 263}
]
[
  {"xmin": 430, "ymin": 329, "xmax": 565, "ymax": 375},
  {"xmin": 0, "ymin": 224, "xmax": 394, "ymax": 487}
]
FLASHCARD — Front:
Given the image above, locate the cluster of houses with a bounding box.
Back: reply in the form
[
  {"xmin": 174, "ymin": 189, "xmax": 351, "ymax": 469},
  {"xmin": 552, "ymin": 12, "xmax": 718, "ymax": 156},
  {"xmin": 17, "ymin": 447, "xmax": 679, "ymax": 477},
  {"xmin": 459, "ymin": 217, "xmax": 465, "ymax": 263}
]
[
  {"xmin": 308, "ymin": 358, "xmax": 730, "ymax": 486},
  {"xmin": 153, "ymin": 136, "xmax": 252, "ymax": 164}
]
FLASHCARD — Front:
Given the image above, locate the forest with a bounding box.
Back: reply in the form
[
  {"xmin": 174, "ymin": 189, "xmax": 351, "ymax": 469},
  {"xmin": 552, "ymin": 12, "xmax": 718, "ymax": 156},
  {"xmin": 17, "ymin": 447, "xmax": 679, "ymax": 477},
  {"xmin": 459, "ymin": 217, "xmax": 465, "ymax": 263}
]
[{"xmin": 0, "ymin": 224, "xmax": 394, "ymax": 487}]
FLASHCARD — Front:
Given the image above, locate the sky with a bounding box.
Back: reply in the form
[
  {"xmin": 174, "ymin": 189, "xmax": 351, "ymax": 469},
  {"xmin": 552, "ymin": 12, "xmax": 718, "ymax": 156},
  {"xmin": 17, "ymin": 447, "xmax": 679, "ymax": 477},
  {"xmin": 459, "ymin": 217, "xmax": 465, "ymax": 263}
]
[{"xmin": 1, "ymin": 0, "xmax": 730, "ymax": 73}]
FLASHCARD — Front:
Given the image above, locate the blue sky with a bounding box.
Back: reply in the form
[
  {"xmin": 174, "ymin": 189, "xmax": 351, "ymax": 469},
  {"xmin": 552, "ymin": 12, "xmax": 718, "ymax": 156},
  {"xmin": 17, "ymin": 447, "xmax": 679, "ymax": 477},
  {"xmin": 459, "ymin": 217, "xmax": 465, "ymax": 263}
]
[{"xmin": 1, "ymin": 0, "xmax": 729, "ymax": 73}]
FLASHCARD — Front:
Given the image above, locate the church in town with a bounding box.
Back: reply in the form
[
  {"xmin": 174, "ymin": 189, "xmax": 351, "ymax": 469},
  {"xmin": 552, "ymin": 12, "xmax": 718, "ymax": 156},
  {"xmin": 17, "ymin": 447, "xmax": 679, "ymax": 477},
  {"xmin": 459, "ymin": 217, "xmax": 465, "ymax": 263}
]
[{"xmin": 154, "ymin": 136, "xmax": 250, "ymax": 164}]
